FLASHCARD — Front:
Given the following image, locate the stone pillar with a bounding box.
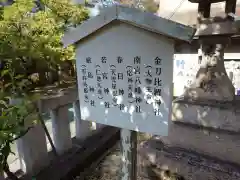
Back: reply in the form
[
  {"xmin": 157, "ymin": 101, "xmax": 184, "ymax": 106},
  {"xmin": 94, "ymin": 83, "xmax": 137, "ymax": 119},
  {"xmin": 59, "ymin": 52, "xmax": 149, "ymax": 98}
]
[
  {"xmin": 50, "ymin": 106, "xmax": 72, "ymax": 154},
  {"xmin": 225, "ymin": 0, "xmax": 237, "ymax": 19},
  {"xmin": 0, "ymin": 172, "xmax": 5, "ymax": 180},
  {"xmin": 197, "ymin": 1, "xmax": 211, "ymax": 21},
  {"xmin": 9, "ymin": 98, "xmax": 49, "ymax": 175},
  {"xmin": 73, "ymin": 100, "xmax": 92, "ymax": 141},
  {"xmin": 16, "ymin": 123, "xmax": 48, "ymax": 175}
]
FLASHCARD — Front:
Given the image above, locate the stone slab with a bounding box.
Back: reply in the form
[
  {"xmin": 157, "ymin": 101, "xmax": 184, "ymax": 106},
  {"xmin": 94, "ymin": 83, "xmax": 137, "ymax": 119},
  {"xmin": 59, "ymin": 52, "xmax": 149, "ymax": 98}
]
[
  {"xmin": 156, "ymin": 121, "xmax": 240, "ymax": 165},
  {"xmin": 172, "ymin": 101, "xmax": 240, "ymax": 132},
  {"xmin": 37, "ymin": 87, "xmax": 78, "ymax": 113},
  {"xmin": 195, "ymin": 21, "xmax": 237, "ymax": 36},
  {"xmin": 189, "ymin": 0, "xmax": 225, "ymax": 3},
  {"xmin": 139, "ymin": 139, "xmax": 240, "ymax": 180}
]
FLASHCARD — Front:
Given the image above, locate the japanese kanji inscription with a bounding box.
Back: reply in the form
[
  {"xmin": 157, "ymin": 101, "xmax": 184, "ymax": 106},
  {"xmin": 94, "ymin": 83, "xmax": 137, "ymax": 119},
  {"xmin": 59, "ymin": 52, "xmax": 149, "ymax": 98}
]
[
  {"xmin": 75, "ymin": 23, "xmax": 175, "ymax": 136},
  {"xmin": 80, "ymin": 56, "xmax": 164, "ymax": 115}
]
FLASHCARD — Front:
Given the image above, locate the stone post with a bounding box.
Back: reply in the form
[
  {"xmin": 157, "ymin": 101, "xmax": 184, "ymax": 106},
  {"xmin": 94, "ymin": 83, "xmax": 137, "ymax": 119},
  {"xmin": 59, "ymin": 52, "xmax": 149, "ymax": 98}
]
[
  {"xmin": 0, "ymin": 172, "xmax": 4, "ymax": 180},
  {"xmin": 9, "ymin": 98, "xmax": 49, "ymax": 175},
  {"xmin": 16, "ymin": 124, "xmax": 48, "ymax": 175},
  {"xmin": 50, "ymin": 106, "xmax": 72, "ymax": 154},
  {"xmin": 73, "ymin": 100, "xmax": 92, "ymax": 141}
]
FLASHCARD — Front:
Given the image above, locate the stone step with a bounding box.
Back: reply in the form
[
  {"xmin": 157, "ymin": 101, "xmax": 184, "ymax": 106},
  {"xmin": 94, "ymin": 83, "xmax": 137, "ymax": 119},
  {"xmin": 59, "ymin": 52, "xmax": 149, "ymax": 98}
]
[
  {"xmin": 139, "ymin": 138, "xmax": 240, "ymax": 180},
  {"xmin": 155, "ymin": 121, "xmax": 240, "ymax": 165}
]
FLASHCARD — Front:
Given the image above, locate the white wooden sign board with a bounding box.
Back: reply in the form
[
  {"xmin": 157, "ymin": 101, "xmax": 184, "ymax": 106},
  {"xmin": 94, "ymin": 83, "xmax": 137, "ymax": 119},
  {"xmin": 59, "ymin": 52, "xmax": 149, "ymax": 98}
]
[
  {"xmin": 62, "ymin": 5, "xmax": 195, "ymax": 136},
  {"xmin": 76, "ymin": 23, "xmax": 173, "ymax": 136}
]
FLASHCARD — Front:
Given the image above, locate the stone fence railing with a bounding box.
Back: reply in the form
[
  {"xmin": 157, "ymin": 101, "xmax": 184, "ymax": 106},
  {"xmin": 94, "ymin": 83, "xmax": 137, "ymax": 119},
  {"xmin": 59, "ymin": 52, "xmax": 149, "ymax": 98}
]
[{"xmin": 0, "ymin": 87, "xmax": 105, "ymax": 179}]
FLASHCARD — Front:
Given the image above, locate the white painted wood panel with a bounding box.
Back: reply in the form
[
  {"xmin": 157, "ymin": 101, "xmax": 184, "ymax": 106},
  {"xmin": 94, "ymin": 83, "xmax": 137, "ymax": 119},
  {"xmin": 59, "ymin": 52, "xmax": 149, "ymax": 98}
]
[{"xmin": 76, "ymin": 22, "xmax": 173, "ymax": 136}]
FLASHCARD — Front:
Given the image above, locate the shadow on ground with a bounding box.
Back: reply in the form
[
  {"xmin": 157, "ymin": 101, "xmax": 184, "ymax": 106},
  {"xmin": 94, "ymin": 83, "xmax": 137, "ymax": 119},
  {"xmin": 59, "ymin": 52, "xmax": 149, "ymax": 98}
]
[{"xmin": 76, "ymin": 133, "xmax": 185, "ymax": 180}]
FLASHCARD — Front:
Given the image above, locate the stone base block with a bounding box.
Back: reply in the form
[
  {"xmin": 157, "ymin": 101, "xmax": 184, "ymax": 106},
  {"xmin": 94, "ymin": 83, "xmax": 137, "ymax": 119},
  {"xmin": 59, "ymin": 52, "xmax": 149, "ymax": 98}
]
[
  {"xmin": 144, "ymin": 100, "xmax": 240, "ymax": 178},
  {"xmin": 172, "ymin": 101, "xmax": 240, "ymax": 132},
  {"xmin": 157, "ymin": 120, "xmax": 240, "ymax": 165},
  {"xmin": 139, "ymin": 139, "xmax": 240, "ymax": 180}
]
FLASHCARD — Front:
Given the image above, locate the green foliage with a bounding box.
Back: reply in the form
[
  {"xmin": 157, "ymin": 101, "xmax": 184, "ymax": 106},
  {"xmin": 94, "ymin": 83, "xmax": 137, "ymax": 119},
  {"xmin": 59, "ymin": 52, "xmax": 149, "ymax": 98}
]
[
  {"xmin": 0, "ymin": 0, "xmax": 89, "ymax": 177},
  {"xmin": 1, "ymin": 66, "xmax": 32, "ymax": 95},
  {"xmin": 141, "ymin": 0, "xmax": 159, "ymax": 13},
  {"xmin": 116, "ymin": 0, "xmax": 159, "ymax": 13},
  {"xmin": 0, "ymin": 74, "xmax": 37, "ymax": 177},
  {"xmin": 0, "ymin": 94, "xmax": 36, "ymax": 175},
  {"xmin": 0, "ymin": 0, "xmax": 89, "ymax": 60},
  {"xmin": 0, "ymin": 0, "xmax": 89, "ymax": 89}
]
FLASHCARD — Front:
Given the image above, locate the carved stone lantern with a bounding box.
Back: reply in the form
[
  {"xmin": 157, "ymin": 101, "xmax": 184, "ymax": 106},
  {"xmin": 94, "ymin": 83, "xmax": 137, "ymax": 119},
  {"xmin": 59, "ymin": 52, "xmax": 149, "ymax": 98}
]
[
  {"xmin": 189, "ymin": 0, "xmax": 228, "ymax": 3},
  {"xmin": 189, "ymin": 0, "xmax": 237, "ymax": 21},
  {"xmin": 175, "ymin": 0, "xmax": 238, "ymax": 102}
]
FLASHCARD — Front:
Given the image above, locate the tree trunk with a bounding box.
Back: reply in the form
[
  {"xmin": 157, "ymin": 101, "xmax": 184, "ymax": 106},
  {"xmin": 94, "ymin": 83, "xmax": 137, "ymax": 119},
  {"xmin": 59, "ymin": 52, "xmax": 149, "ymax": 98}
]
[
  {"xmin": 69, "ymin": 62, "xmax": 75, "ymax": 77},
  {"xmin": 52, "ymin": 67, "xmax": 59, "ymax": 82},
  {"xmin": 38, "ymin": 71, "xmax": 47, "ymax": 86}
]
